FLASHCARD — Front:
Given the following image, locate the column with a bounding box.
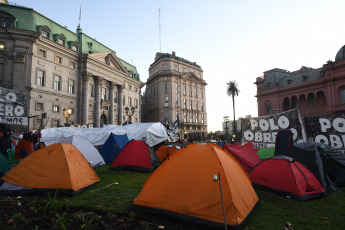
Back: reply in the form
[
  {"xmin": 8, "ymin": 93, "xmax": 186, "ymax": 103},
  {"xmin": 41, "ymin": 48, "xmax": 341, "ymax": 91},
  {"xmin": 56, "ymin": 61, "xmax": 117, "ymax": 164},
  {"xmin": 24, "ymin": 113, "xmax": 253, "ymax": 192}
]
[
  {"xmin": 12, "ymin": 51, "xmax": 27, "ymax": 92},
  {"xmin": 108, "ymin": 81, "xmax": 115, "ymax": 124},
  {"xmin": 81, "ymin": 72, "xmax": 91, "ymax": 125},
  {"xmin": 94, "ymin": 76, "xmax": 102, "ymax": 127},
  {"xmin": 117, "ymin": 84, "xmax": 124, "ymax": 125}
]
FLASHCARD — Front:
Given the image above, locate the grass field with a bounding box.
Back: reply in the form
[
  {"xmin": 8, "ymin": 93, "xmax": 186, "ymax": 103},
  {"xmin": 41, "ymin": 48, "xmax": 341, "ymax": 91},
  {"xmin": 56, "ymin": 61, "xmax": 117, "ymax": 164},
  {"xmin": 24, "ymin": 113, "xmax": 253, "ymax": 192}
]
[{"xmin": 4, "ymin": 166, "xmax": 345, "ymax": 229}]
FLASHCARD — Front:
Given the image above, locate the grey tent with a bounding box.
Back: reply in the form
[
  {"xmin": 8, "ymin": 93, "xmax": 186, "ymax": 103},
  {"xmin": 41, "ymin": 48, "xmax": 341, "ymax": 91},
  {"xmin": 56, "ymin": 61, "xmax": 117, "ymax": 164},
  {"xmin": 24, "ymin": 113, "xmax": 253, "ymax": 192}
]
[{"xmin": 275, "ymin": 141, "xmax": 345, "ymax": 192}]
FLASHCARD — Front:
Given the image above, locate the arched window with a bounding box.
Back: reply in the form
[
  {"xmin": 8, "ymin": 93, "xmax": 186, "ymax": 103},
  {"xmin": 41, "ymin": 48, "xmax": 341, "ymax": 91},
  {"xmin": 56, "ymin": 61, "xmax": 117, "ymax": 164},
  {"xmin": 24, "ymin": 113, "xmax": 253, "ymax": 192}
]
[
  {"xmin": 265, "ymin": 102, "xmax": 271, "ymax": 115},
  {"xmin": 307, "ymin": 93, "xmax": 315, "ymax": 109},
  {"xmin": 283, "ymin": 97, "xmax": 290, "ymax": 111},
  {"xmin": 291, "ymin": 96, "xmax": 298, "ymax": 109},
  {"xmin": 340, "ymin": 87, "xmax": 345, "ymax": 105}
]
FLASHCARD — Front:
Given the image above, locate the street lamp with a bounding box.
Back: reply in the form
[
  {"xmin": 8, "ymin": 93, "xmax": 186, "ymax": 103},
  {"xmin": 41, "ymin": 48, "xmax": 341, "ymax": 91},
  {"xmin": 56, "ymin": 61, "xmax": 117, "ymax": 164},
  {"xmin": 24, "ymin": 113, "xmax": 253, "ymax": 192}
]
[
  {"xmin": 63, "ymin": 107, "xmax": 72, "ymax": 126},
  {"xmin": 223, "ymin": 116, "xmax": 229, "ymax": 143},
  {"xmin": 125, "ymin": 106, "xmax": 135, "ymax": 124}
]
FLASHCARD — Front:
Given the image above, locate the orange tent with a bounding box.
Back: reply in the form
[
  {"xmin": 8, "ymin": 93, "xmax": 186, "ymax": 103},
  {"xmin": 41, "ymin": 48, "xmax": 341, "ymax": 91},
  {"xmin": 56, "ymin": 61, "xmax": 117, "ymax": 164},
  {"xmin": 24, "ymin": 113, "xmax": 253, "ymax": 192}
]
[
  {"xmin": 0, "ymin": 143, "xmax": 100, "ymax": 195},
  {"xmin": 155, "ymin": 144, "xmax": 179, "ymax": 162},
  {"xmin": 133, "ymin": 143, "xmax": 259, "ymax": 229}
]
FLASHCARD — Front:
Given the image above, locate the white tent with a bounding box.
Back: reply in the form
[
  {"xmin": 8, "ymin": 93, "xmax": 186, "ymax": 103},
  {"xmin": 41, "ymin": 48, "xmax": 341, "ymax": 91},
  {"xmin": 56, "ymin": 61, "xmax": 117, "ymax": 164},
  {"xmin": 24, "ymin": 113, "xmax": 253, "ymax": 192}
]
[
  {"xmin": 58, "ymin": 135, "xmax": 105, "ymax": 168},
  {"xmin": 41, "ymin": 122, "xmax": 168, "ymax": 147}
]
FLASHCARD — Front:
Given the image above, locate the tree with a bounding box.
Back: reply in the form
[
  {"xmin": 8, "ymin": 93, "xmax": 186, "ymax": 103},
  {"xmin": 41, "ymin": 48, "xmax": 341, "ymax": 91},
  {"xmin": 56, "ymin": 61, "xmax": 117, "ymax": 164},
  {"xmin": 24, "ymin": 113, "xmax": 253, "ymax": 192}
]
[{"xmin": 226, "ymin": 81, "xmax": 240, "ymax": 136}]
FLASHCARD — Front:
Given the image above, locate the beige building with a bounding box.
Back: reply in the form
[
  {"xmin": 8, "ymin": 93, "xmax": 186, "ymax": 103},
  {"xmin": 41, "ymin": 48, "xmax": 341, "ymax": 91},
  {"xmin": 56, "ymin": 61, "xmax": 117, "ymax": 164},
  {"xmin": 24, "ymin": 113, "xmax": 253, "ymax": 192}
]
[
  {"xmin": 142, "ymin": 52, "xmax": 207, "ymax": 141},
  {"xmin": 0, "ymin": 3, "xmax": 143, "ymax": 131}
]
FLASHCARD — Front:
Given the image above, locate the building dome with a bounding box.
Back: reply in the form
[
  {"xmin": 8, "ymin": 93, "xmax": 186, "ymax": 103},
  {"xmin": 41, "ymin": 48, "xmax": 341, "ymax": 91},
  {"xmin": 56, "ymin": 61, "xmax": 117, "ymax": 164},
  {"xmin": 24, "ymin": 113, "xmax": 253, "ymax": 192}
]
[{"xmin": 335, "ymin": 45, "xmax": 345, "ymax": 62}]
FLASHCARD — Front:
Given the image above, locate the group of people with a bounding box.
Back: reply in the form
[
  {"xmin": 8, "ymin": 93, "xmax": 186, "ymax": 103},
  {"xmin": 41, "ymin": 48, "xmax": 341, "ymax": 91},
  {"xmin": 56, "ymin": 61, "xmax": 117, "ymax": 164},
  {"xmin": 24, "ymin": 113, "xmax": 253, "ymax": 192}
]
[{"xmin": 0, "ymin": 130, "xmax": 46, "ymax": 162}]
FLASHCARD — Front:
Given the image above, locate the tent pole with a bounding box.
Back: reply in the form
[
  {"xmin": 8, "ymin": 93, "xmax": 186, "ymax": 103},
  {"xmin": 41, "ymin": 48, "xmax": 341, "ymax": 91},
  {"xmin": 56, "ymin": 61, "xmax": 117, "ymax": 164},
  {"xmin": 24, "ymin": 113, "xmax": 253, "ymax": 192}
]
[{"xmin": 218, "ymin": 172, "xmax": 227, "ymax": 230}]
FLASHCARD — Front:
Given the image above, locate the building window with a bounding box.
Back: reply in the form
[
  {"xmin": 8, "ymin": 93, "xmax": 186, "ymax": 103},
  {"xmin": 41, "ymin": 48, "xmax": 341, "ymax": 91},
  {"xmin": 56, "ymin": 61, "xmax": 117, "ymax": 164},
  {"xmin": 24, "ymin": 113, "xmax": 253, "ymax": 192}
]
[
  {"xmin": 195, "ymin": 101, "xmax": 198, "ymax": 110},
  {"xmin": 164, "ymin": 83, "xmax": 168, "ymax": 93},
  {"xmin": 183, "ymin": 85, "xmax": 186, "ymax": 95},
  {"xmin": 36, "ymin": 102, "xmax": 43, "ymax": 111},
  {"xmin": 135, "ymin": 87, "xmax": 138, "ymax": 92},
  {"xmin": 129, "ymin": 97, "xmax": 132, "ymax": 107},
  {"xmin": 307, "ymin": 96, "xmax": 314, "ymax": 109},
  {"xmin": 201, "ymin": 102, "xmax": 204, "ymax": 111},
  {"xmin": 189, "ymin": 112, "xmax": 193, "ymax": 123},
  {"xmin": 42, "ymin": 31, "xmax": 49, "ymax": 38},
  {"xmin": 123, "ymin": 96, "xmax": 125, "ymax": 106},
  {"xmin": 70, "ymin": 61, "xmax": 76, "ymax": 69},
  {"xmin": 72, "ymin": 45, "xmax": 78, "ymax": 52},
  {"xmin": 184, "ymin": 99, "xmax": 186, "ymax": 108},
  {"xmin": 129, "ymin": 84, "xmax": 132, "ymax": 90},
  {"xmin": 175, "ymin": 98, "xmax": 179, "ymax": 108},
  {"xmin": 53, "ymin": 75, "xmax": 61, "ymax": 90},
  {"xmin": 189, "ymin": 100, "xmax": 192, "ymax": 109},
  {"xmin": 164, "ymin": 96, "xmax": 169, "ymax": 107},
  {"xmin": 68, "ymin": 80, "xmax": 74, "ymax": 93},
  {"xmin": 88, "ymin": 84, "xmax": 94, "ymax": 97},
  {"xmin": 195, "ymin": 88, "xmax": 198, "ymax": 98},
  {"xmin": 201, "ymin": 89, "xmax": 204, "ymax": 99},
  {"xmin": 53, "ymin": 105, "xmax": 60, "ymax": 112},
  {"xmin": 176, "ymin": 83, "xmax": 179, "ymax": 94},
  {"xmin": 265, "ymin": 103, "xmax": 271, "ymax": 115},
  {"xmin": 135, "ymin": 99, "xmax": 138, "ymax": 109},
  {"xmin": 291, "ymin": 99, "xmax": 297, "ymax": 109},
  {"xmin": 39, "ymin": 49, "xmax": 46, "ymax": 58},
  {"xmin": 183, "ymin": 112, "xmax": 187, "ymax": 122},
  {"xmin": 4, "ymin": 22, "xmax": 12, "ymax": 28},
  {"xmin": 57, "ymin": 38, "xmax": 64, "ymax": 46},
  {"xmin": 37, "ymin": 70, "xmax": 45, "ymax": 86},
  {"xmin": 114, "ymin": 92, "xmax": 118, "ymax": 103},
  {"xmin": 55, "ymin": 56, "xmax": 62, "ymax": 64},
  {"xmin": 340, "ymin": 87, "xmax": 345, "ymax": 104},
  {"xmin": 101, "ymin": 88, "xmax": 106, "ymax": 100},
  {"xmin": 196, "ymin": 113, "xmax": 198, "ymax": 123},
  {"xmin": 189, "ymin": 86, "xmax": 192, "ymax": 96},
  {"xmin": 202, "ymin": 114, "xmax": 204, "ymax": 124}
]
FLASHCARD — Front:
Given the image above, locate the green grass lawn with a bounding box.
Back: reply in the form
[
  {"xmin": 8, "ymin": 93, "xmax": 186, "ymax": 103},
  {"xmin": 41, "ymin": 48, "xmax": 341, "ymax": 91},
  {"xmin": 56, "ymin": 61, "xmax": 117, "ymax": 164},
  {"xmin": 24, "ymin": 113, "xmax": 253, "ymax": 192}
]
[{"xmin": 27, "ymin": 166, "xmax": 345, "ymax": 229}]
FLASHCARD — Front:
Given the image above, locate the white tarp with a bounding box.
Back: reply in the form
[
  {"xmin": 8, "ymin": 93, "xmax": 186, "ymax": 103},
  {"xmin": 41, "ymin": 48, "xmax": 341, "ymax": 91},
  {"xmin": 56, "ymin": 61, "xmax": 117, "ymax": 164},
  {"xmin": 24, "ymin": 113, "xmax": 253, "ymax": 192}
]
[{"xmin": 40, "ymin": 122, "xmax": 168, "ymax": 147}]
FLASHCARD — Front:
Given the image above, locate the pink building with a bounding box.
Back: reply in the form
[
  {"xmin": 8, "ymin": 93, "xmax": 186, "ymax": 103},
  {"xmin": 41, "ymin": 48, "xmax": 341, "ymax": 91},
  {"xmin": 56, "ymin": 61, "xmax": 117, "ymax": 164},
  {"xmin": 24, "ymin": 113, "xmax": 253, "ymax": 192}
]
[{"xmin": 255, "ymin": 45, "xmax": 345, "ymax": 119}]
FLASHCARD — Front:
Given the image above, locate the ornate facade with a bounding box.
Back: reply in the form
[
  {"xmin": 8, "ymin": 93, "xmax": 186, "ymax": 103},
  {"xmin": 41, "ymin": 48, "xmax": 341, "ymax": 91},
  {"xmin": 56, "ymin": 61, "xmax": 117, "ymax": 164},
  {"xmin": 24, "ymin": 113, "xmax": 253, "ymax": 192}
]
[
  {"xmin": 255, "ymin": 45, "xmax": 345, "ymax": 119},
  {"xmin": 0, "ymin": 3, "xmax": 143, "ymax": 131},
  {"xmin": 142, "ymin": 52, "xmax": 207, "ymax": 141}
]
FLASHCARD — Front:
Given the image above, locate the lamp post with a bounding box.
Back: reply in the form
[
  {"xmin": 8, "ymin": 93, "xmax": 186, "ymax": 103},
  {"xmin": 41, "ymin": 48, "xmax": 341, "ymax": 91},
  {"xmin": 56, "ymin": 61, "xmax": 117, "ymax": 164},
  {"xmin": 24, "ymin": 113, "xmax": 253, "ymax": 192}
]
[
  {"xmin": 63, "ymin": 107, "xmax": 72, "ymax": 126},
  {"xmin": 223, "ymin": 116, "xmax": 229, "ymax": 143},
  {"xmin": 125, "ymin": 106, "xmax": 135, "ymax": 124}
]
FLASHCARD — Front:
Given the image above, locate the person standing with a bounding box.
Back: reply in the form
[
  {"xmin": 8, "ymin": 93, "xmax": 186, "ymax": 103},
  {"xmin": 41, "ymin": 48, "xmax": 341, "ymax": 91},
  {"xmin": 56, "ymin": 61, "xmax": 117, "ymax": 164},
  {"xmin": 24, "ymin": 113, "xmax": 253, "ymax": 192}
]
[
  {"xmin": 14, "ymin": 132, "xmax": 34, "ymax": 160},
  {"xmin": 0, "ymin": 131, "xmax": 13, "ymax": 158}
]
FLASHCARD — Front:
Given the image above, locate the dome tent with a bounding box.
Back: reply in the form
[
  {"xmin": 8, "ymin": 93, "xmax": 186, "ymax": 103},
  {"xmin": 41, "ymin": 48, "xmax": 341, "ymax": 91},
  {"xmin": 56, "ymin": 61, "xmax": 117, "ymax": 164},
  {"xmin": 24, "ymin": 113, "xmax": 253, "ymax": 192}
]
[
  {"xmin": 58, "ymin": 135, "xmax": 105, "ymax": 168},
  {"xmin": 249, "ymin": 156, "xmax": 325, "ymax": 201},
  {"xmin": 132, "ymin": 143, "xmax": 259, "ymax": 229},
  {"xmin": 110, "ymin": 140, "xmax": 161, "ymax": 172},
  {"xmin": 0, "ymin": 143, "xmax": 100, "ymax": 196}
]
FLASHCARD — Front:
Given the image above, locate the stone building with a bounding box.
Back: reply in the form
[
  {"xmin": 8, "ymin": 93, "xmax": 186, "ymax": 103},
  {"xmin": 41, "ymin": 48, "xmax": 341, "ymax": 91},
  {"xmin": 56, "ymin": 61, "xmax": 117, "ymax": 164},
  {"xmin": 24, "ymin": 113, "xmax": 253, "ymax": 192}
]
[
  {"xmin": 255, "ymin": 45, "xmax": 345, "ymax": 119},
  {"xmin": 142, "ymin": 51, "xmax": 207, "ymax": 141},
  {"xmin": 0, "ymin": 2, "xmax": 143, "ymax": 131}
]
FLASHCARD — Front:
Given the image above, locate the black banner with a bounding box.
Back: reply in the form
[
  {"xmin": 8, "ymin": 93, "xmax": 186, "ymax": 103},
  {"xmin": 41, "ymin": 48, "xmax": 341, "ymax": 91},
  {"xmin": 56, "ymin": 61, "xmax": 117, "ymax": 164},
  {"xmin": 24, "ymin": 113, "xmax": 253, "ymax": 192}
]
[
  {"xmin": 305, "ymin": 113, "xmax": 345, "ymax": 150},
  {"xmin": 241, "ymin": 109, "xmax": 305, "ymax": 148},
  {"xmin": 0, "ymin": 87, "xmax": 27, "ymax": 126}
]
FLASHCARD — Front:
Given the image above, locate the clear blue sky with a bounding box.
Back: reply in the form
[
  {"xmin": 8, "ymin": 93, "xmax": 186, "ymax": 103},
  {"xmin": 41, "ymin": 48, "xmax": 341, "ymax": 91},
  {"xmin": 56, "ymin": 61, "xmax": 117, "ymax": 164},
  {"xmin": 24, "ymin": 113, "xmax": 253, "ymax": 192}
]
[{"xmin": 11, "ymin": 0, "xmax": 345, "ymax": 132}]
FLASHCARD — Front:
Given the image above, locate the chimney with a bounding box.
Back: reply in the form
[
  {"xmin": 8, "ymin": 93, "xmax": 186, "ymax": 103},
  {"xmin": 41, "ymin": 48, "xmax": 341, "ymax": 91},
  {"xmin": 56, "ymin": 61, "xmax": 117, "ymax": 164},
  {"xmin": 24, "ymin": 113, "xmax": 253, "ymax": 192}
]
[{"xmin": 172, "ymin": 51, "xmax": 176, "ymax": 57}]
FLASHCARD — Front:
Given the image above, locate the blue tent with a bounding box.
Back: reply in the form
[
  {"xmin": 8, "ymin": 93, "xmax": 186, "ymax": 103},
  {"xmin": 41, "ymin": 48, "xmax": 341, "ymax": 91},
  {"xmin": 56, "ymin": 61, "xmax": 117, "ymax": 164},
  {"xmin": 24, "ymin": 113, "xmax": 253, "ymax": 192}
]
[
  {"xmin": 216, "ymin": 141, "xmax": 223, "ymax": 148},
  {"xmin": 99, "ymin": 133, "xmax": 130, "ymax": 164}
]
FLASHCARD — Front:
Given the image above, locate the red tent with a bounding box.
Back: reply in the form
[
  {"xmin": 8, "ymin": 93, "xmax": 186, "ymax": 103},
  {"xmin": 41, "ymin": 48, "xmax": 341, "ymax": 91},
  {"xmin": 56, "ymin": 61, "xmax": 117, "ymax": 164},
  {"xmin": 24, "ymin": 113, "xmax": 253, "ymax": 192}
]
[
  {"xmin": 223, "ymin": 141, "xmax": 261, "ymax": 172},
  {"xmin": 109, "ymin": 140, "xmax": 161, "ymax": 172},
  {"xmin": 249, "ymin": 156, "xmax": 325, "ymax": 201}
]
